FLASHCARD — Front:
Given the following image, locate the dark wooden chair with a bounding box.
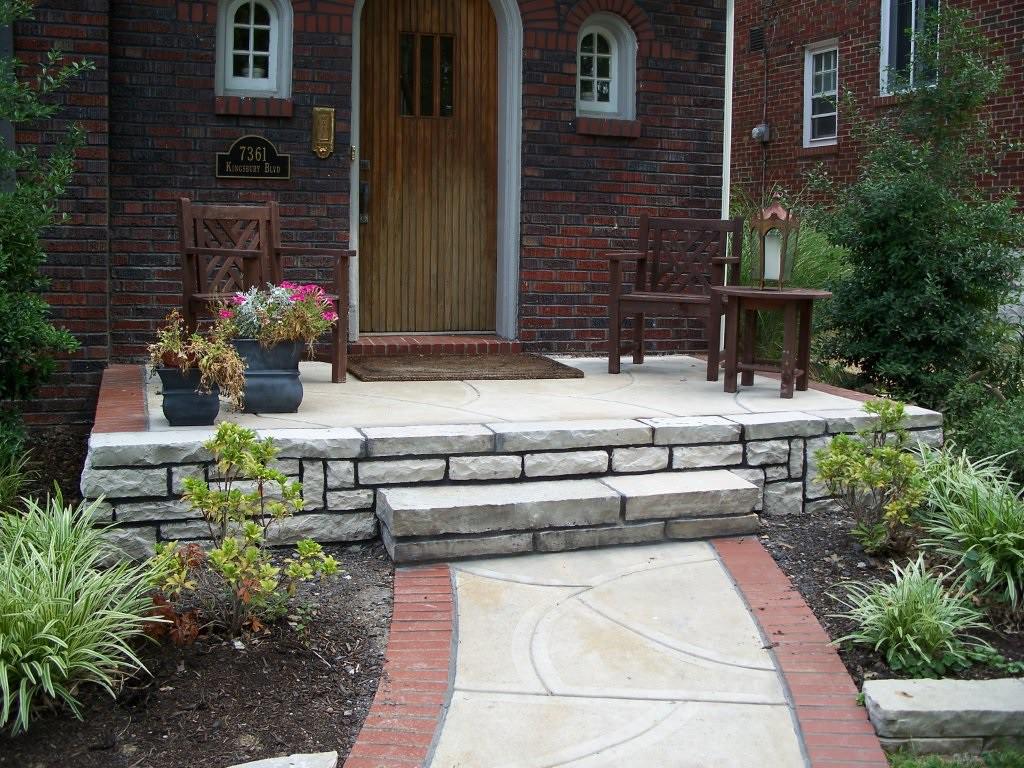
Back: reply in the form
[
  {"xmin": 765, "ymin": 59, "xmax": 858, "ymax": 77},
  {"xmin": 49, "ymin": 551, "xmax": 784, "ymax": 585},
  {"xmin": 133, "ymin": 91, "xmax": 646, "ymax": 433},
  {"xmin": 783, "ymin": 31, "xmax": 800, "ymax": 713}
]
[
  {"xmin": 607, "ymin": 214, "xmax": 744, "ymax": 380},
  {"xmin": 179, "ymin": 198, "xmax": 350, "ymax": 382}
]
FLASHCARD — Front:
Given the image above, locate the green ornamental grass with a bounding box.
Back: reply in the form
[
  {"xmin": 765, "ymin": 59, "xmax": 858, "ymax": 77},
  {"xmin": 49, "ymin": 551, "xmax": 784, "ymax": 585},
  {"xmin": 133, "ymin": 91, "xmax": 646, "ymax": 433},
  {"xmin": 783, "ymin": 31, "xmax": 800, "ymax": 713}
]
[
  {"xmin": 832, "ymin": 555, "xmax": 991, "ymax": 677},
  {"xmin": 0, "ymin": 495, "xmax": 158, "ymax": 734}
]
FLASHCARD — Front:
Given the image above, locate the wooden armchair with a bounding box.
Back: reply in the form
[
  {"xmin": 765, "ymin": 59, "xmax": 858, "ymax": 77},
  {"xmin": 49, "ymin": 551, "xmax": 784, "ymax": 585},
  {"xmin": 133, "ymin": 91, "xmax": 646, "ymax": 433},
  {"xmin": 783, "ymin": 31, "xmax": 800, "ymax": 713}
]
[
  {"xmin": 607, "ymin": 214, "xmax": 744, "ymax": 380},
  {"xmin": 179, "ymin": 198, "xmax": 350, "ymax": 382}
]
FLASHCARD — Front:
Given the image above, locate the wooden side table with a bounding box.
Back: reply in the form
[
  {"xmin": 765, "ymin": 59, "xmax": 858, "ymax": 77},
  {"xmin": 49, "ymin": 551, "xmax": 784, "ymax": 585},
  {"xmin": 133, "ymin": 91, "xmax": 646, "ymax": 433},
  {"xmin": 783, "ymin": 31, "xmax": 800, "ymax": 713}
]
[{"xmin": 712, "ymin": 286, "xmax": 832, "ymax": 399}]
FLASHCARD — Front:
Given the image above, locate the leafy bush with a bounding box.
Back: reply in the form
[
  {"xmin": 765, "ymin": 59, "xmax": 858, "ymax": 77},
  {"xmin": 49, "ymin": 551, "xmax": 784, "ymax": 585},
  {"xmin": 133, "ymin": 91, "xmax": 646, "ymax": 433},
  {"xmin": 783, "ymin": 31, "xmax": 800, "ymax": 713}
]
[
  {"xmin": 889, "ymin": 750, "xmax": 1024, "ymax": 768},
  {"xmin": 918, "ymin": 445, "xmax": 1024, "ymax": 609},
  {"xmin": 811, "ymin": 8, "xmax": 1024, "ymax": 409},
  {"xmin": 814, "ymin": 399, "xmax": 926, "ymax": 553},
  {"xmin": 0, "ymin": 446, "xmax": 32, "ymax": 512},
  {"xmin": 1, "ymin": 1, "xmax": 93, "ymax": 429},
  {"xmin": 0, "ymin": 494, "xmax": 158, "ymax": 734},
  {"xmin": 151, "ymin": 422, "xmax": 338, "ymax": 637},
  {"xmin": 833, "ymin": 555, "xmax": 991, "ymax": 677}
]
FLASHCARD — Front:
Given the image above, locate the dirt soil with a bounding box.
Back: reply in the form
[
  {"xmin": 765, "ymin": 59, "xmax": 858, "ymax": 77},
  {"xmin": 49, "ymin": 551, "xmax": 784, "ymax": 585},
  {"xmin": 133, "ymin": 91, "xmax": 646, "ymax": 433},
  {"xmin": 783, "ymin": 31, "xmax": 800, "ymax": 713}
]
[
  {"xmin": 759, "ymin": 506, "xmax": 1024, "ymax": 687},
  {"xmin": 23, "ymin": 423, "xmax": 91, "ymax": 502},
  {"xmin": 1, "ymin": 542, "xmax": 394, "ymax": 768}
]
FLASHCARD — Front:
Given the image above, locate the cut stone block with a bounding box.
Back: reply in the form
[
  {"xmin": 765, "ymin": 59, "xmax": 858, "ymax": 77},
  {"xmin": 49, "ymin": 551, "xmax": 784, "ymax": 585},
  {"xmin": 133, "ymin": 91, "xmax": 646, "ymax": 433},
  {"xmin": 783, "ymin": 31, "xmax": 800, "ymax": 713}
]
[
  {"xmin": 382, "ymin": 525, "xmax": 533, "ymax": 562},
  {"xmin": 815, "ymin": 408, "xmax": 881, "ymax": 434},
  {"xmin": 804, "ymin": 435, "xmax": 833, "ymax": 500},
  {"xmin": 116, "ymin": 498, "xmax": 198, "ymax": 522},
  {"xmin": 726, "ymin": 412, "xmax": 826, "ymax": 440},
  {"xmin": 911, "ymin": 428, "xmax": 944, "ymax": 448},
  {"xmin": 171, "ymin": 464, "xmax": 205, "ymax": 494},
  {"xmin": 377, "ymin": 479, "xmax": 621, "ymax": 537},
  {"xmin": 601, "ymin": 471, "xmax": 758, "ymax": 521},
  {"xmin": 534, "ymin": 522, "xmax": 666, "ymax": 552},
  {"xmin": 745, "ymin": 440, "xmax": 789, "ymax": 466},
  {"xmin": 729, "ymin": 468, "xmax": 765, "ymax": 512},
  {"xmin": 788, "ymin": 439, "xmax": 805, "ymax": 478},
  {"xmin": 904, "ymin": 406, "xmax": 944, "ymax": 429},
  {"xmin": 88, "ymin": 429, "xmax": 213, "ymax": 467},
  {"xmin": 672, "ymin": 443, "xmax": 743, "ymax": 469},
  {"xmin": 763, "ymin": 481, "xmax": 803, "ymax": 516},
  {"xmin": 325, "ymin": 460, "xmax": 355, "ymax": 488},
  {"xmin": 524, "ymin": 450, "xmax": 609, "ymax": 477},
  {"xmin": 268, "ymin": 428, "xmax": 364, "ymax": 458},
  {"xmin": 489, "ymin": 419, "xmax": 651, "ymax": 452},
  {"xmin": 159, "ymin": 520, "xmax": 211, "ymax": 540},
  {"xmin": 102, "ymin": 526, "xmax": 157, "ymax": 561},
  {"xmin": 81, "ymin": 467, "xmax": 167, "ymax": 499},
  {"xmin": 361, "ymin": 424, "xmax": 494, "ymax": 457},
  {"xmin": 612, "ymin": 447, "xmax": 670, "ymax": 473},
  {"xmin": 665, "ymin": 514, "xmax": 759, "ymax": 539},
  {"xmin": 359, "ymin": 458, "xmax": 446, "ymax": 485},
  {"xmin": 642, "ymin": 416, "xmax": 741, "ymax": 445},
  {"xmin": 864, "ymin": 678, "xmax": 1024, "ymax": 738},
  {"xmin": 264, "ymin": 512, "xmax": 377, "ymax": 544},
  {"xmin": 228, "ymin": 751, "xmax": 339, "ymax": 768},
  {"xmin": 765, "ymin": 466, "xmax": 789, "ymax": 481},
  {"xmin": 449, "ymin": 454, "xmax": 523, "ymax": 481},
  {"xmin": 302, "ymin": 460, "xmax": 326, "ymax": 509},
  {"xmin": 326, "ymin": 489, "xmax": 375, "ymax": 510}
]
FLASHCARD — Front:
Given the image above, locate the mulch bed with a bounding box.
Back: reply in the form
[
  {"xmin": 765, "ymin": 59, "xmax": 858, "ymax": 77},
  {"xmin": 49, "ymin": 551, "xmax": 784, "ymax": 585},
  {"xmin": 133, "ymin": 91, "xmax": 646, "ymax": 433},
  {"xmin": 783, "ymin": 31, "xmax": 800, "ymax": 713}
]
[
  {"xmin": 347, "ymin": 352, "xmax": 583, "ymax": 381},
  {"xmin": 1, "ymin": 541, "xmax": 394, "ymax": 768},
  {"xmin": 759, "ymin": 507, "xmax": 1024, "ymax": 687},
  {"xmin": 22, "ymin": 423, "xmax": 91, "ymax": 502}
]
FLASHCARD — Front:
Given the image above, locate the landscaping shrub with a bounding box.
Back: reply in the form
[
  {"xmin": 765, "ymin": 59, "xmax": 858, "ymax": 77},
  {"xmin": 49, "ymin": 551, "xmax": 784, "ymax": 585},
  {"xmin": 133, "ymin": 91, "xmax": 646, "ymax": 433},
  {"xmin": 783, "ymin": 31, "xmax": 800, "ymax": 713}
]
[
  {"xmin": 151, "ymin": 421, "xmax": 338, "ymax": 637},
  {"xmin": 814, "ymin": 399, "xmax": 925, "ymax": 554},
  {"xmin": 833, "ymin": 555, "xmax": 991, "ymax": 677},
  {"xmin": 0, "ymin": 494, "xmax": 158, "ymax": 734},
  {"xmin": 0, "ymin": 1, "xmax": 93, "ymax": 432},
  {"xmin": 889, "ymin": 750, "xmax": 1024, "ymax": 768},
  {"xmin": 811, "ymin": 8, "xmax": 1024, "ymax": 410},
  {"xmin": 918, "ymin": 445, "xmax": 1024, "ymax": 610}
]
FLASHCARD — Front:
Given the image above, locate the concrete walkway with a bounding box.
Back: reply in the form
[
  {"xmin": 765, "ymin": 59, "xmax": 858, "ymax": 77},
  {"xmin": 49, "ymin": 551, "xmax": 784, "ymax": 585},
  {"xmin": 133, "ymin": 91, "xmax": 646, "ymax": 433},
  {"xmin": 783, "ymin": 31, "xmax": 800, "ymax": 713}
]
[{"xmin": 427, "ymin": 542, "xmax": 807, "ymax": 767}]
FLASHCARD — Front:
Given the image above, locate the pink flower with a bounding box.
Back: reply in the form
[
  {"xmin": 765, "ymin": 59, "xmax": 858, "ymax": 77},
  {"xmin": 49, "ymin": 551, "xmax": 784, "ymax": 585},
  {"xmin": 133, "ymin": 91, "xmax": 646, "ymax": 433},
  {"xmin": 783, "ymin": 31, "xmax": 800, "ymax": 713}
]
[
  {"xmin": 231, "ymin": 294, "xmax": 246, "ymax": 305},
  {"xmin": 280, "ymin": 281, "xmax": 298, "ymax": 290},
  {"xmin": 322, "ymin": 311, "xmax": 339, "ymax": 322},
  {"xmin": 219, "ymin": 309, "xmax": 234, "ymax": 319}
]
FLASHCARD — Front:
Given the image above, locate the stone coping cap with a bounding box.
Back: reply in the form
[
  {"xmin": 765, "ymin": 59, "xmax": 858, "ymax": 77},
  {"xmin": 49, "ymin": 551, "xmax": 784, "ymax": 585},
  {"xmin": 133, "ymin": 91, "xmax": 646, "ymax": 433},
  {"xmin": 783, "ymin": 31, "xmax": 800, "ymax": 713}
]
[{"xmin": 864, "ymin": 678, "xmax": 1024, "ymax": 738}]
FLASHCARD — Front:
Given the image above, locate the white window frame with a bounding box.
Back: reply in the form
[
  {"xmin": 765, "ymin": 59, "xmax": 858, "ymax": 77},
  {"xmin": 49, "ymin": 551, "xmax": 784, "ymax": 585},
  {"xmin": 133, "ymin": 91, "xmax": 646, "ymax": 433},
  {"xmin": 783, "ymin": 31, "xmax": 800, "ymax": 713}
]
[
  {"xmin": 803, "ymin": 40, "xmax": 839, "ymax": 148},
  {"xmin": 216, "ymin": 0, "xmax": 293, "ymax": 98},
  {"xmin": 576, "ymin": 13, "xmax": 637, "ymax": 120},
  {"xmin": 880, "ymin": 0, "xmax": 938, "ymax": 94}
]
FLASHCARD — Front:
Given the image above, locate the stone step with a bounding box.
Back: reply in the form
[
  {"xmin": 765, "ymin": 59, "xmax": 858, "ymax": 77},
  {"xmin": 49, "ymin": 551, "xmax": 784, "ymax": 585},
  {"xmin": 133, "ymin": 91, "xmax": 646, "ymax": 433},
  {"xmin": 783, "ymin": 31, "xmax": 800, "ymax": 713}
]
[{"xmin": 377, "ymin": 470, "xmax": 760, "ymax": 562}]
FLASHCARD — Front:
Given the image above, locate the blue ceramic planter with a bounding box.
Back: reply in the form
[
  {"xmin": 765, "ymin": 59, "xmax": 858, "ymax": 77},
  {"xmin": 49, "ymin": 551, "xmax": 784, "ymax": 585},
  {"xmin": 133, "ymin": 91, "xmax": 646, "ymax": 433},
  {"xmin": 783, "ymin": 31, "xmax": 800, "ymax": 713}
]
[
  {"xmin": 156, "ymin": 368, "xmax": 220, "ymax": 426},
  {"xmin": 232, "ymin": 338, "xmax": 304, "ymax": 414}
]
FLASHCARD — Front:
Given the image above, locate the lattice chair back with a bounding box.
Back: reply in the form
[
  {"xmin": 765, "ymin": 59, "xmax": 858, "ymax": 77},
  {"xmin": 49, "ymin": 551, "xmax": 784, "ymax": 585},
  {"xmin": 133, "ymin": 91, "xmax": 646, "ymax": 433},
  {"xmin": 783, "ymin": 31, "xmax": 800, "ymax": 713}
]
[
  {"xmin": 180, "ymin": 199, "xmax": 273, "ymax": 297},
  {"xmin": 637, "ymin": 215, "xmax": 736, "ymax": 297}
]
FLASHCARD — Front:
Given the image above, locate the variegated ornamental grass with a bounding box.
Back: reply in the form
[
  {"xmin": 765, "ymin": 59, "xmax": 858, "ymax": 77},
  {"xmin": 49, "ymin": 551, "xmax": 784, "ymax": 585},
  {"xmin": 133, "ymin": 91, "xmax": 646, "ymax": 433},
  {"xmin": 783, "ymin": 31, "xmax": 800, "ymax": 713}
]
[{"xmin": 0, "ymin": 496, "xmax": 159, "ymax": 734}]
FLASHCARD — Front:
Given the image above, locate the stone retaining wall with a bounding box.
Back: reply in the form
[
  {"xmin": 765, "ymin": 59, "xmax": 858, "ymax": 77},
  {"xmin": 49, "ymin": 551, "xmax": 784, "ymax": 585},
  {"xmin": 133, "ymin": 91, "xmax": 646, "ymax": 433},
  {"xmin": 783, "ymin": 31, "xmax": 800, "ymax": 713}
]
[{"xmin": 80, "ymin": 408, "xmax": 943, "ymax": 559}]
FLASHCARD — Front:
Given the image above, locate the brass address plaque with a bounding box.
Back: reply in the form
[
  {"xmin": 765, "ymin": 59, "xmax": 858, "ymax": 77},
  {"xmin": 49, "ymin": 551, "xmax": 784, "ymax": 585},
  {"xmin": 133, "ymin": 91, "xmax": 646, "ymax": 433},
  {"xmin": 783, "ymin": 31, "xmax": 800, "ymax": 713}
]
[
  {"xmin": 312, "ymin": 106, "xmax": 335, "ymax": 159},
  {"xmin": 216, "ymin": 135, "xmax": 291, "ymax": 180}
]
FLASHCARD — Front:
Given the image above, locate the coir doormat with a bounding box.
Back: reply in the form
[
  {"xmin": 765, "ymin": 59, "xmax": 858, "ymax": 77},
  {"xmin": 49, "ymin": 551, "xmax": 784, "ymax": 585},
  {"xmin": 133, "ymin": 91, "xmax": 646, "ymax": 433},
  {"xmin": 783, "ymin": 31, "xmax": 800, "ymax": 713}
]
[{"xmin": 347, "ymin": 353, "xmax": 584, "ymax": 382}]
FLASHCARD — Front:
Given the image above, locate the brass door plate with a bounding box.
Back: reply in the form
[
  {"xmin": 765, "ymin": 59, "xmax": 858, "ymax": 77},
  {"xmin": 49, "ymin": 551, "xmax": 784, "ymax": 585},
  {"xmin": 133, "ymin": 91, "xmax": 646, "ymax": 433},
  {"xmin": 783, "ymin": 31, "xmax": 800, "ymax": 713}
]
[{"xmin": 312, "ymin": 107, "xmax": 335, "ymax": 159}]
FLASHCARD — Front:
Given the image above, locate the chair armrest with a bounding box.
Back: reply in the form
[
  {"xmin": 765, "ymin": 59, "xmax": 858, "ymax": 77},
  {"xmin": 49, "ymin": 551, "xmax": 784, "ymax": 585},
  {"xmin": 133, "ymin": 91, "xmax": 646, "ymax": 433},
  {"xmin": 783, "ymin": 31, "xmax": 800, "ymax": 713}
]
[
  {"xmin": 607, "ymin": 251, "xmax": 644, "ymax": 263},
  {"xmin": 711, "ymin": 256, "xmax": 741, "ymax": 264}
]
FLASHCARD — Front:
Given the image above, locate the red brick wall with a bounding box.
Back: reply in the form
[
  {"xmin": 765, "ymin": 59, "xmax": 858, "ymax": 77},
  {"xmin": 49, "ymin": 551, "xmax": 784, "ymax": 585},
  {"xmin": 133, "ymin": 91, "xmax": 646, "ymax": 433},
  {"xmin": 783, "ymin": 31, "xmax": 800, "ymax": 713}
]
[
  {"xmin": 730, "ymin": 0, "xmax": 1023, "ymax": 207},
  {"xmin": 12, "ymin": 0, "xmax": 729, "ymax": 431}
]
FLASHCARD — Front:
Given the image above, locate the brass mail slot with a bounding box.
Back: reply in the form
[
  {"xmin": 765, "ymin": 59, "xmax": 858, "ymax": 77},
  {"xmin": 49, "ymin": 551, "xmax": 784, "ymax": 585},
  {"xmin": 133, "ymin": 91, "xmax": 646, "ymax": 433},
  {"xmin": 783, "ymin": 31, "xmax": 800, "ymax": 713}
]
[{"xmin": 312, "ymin": 106, "xmax": 335, "ymax": 159}]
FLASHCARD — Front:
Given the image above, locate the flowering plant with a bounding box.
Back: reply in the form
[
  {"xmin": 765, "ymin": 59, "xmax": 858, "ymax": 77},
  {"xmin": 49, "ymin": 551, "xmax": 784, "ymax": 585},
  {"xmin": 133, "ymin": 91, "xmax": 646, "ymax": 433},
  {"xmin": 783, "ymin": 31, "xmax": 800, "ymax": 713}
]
[{"xmin": 219, "ymin": 282, "xmax": 339, "ymax": 350}]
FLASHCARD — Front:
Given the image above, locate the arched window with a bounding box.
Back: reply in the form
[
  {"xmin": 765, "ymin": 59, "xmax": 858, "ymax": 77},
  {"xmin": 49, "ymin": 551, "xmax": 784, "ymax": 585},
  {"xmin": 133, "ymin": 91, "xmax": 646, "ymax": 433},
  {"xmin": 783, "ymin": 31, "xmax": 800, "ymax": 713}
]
[
  {"xmin": 576, "ymin": 14, "xmax": 637, "ymax": 120},
  {"xmin": 217, "ymin": 0, "xmax": 293, "ymax": 98}
]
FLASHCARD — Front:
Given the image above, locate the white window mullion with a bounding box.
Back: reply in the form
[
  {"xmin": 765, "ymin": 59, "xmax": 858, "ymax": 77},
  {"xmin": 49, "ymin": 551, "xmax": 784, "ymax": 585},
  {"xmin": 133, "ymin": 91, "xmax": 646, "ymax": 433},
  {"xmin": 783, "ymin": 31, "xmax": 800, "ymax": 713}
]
[{"xmin": 803, "ymin": 41, "xmax": 838, "ymax": 148}]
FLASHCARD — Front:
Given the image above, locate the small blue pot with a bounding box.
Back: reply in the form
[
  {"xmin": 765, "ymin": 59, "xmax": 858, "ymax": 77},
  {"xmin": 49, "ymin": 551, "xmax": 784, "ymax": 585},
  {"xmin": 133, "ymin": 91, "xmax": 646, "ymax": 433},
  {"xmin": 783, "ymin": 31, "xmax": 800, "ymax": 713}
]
[
  {"xmin": 232, "ymin": 338, "xmax": 304, "ymax": 414},
  {"xmin": 156, "ymin": 368, "xmax": 220, "ymax": 426}
]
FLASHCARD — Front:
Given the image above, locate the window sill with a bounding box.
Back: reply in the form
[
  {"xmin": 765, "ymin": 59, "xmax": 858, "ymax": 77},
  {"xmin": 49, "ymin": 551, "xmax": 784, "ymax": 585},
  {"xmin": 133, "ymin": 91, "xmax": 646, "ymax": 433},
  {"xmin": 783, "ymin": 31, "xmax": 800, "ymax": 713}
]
[
  {"xmin": 797, "ymin": 142, "xmax": 838, "ymax": 157},
  {"xmin": 873, "ymin": 93, "xmax": 904, "ymax": 109},
  {"xmin": 575, "ymin": 116, "xmax": 642, "ymax": 138},
  {"xmin": 215, "ymin": 96, "xmax": 294, "ymax": 117}
]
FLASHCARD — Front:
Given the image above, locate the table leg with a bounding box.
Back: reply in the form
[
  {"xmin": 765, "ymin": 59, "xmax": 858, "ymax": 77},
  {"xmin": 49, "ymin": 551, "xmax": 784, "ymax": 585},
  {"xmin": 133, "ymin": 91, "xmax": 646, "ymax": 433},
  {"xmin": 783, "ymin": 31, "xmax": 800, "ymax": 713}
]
[
  {"xmin": 741, "ymin": 308, "xmax": 756, "ymax": 387},
  {"xmin": 781, "ymin": 302, "xmax": 797, "ymax": 398},
  {"xmin": 797, "ymin": 300, "xmax": 812, "ymax": 391},
  {"xmin": 724, "ymin": 296, "xmax": 739, "ymax": 393}
]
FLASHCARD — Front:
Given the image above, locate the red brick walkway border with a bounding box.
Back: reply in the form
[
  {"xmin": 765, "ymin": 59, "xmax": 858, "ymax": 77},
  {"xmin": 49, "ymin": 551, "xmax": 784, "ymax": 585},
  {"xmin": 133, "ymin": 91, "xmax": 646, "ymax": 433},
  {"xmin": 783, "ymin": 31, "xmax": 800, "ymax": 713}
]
[
  {"xmin": 343, "ymin": 564, "xmax": 454, "ymax": 768},
  {"xmin": 93, "ymin": 364, "xmax": 148, "ymax": 433},
  {"xmin": 714, "ymin": 537, "xmax": 888, "ymax": 768}
]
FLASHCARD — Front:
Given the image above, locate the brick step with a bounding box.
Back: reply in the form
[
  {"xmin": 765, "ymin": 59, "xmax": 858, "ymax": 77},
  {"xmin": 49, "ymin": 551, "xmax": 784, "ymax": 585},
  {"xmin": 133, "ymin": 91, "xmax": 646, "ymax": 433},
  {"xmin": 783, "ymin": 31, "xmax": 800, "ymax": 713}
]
[
  {"xmin": 377, "ymin": 470, "xmax": 760, "ymax": 562},
  {"xmin": 350, "ymin": 335, "xmax": 521, "ymax": 356}
]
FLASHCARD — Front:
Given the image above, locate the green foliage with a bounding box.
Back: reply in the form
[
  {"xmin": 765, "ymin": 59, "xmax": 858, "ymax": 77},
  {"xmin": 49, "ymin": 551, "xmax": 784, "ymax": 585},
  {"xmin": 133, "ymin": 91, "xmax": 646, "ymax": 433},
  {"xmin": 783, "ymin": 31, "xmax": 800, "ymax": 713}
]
[
  {"xmin": 0, "ymin": 494, "xmax": 158, "ymax": 734},
  {"xmin": 814, "ymin": 400, "xmax": 926, "ymax": 553},
  {"xmin": 889, "ymin": 750, "xmax": 1024, "ymax": 768},
  {"xmin": 1, "ymin": 1, "xmax": 95, "ymax": 423},
  {"xmin": 918, "ymin": 445, "xmax": 1024, "ymax": 609},
  {"xmin": 832, "ymin": 555, "xmax": 991, "ymax": 677},
  {"xmin": 811, "ymin": 8, "xmax": 1024, "ymax": 409},
  {"xmin": 152, "ymin": 422, "xmax": 339, "ymax": 636}
]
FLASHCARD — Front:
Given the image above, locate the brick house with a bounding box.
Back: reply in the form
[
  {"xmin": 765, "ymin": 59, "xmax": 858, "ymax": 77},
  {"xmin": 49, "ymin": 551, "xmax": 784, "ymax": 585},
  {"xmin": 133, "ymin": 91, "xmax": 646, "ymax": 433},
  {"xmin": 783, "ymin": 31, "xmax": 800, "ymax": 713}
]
[
  {"xmin": 9, "ymin": 0, "xmax": 733, "ymax": 436},
  {"xmin": 728, "ymin": 0, "xmax": 1024, "ymax": 207}
]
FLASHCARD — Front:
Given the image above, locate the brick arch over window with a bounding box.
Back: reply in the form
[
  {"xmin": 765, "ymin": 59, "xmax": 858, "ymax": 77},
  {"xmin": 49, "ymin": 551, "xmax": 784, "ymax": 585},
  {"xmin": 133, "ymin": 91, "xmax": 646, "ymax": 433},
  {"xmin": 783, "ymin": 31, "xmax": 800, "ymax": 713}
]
[{"xmin": 565, "ymin": 0, "xmax": 655, "ymax": 54}]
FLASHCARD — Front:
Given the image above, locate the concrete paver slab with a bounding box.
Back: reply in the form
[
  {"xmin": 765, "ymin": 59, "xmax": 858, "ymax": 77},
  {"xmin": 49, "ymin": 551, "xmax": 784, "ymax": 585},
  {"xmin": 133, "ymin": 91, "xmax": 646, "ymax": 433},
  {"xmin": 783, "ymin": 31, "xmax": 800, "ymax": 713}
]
[{"xmin": 429, "ymin": 542, "xmax": 806, "ymax": 767}]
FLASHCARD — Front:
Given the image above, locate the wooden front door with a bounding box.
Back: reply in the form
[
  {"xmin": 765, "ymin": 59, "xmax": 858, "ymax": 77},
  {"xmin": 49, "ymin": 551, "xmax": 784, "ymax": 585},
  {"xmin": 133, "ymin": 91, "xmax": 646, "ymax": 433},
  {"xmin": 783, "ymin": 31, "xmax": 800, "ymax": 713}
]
[{"xmin": 359, "ymin": 0, "xmax": 498, "ymax": 332}]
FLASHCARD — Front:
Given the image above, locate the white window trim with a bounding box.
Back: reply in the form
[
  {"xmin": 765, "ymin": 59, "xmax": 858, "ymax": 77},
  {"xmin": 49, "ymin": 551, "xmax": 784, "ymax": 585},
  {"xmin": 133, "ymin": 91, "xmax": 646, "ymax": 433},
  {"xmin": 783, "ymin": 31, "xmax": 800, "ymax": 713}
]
[
  {"xmin": 216, "ymin": 0, "xmax": 293, "ymax": 99},
  {"xmin": 803, "ymin": 39, "xmax": 838, "ymax": 148},
  {"xmin": 576, "ymin": 13, "xmax": 637, "ymax": 120},
  {"xmin": 879, "ymin": 0, "xmax": 938, "ymax": 95}
]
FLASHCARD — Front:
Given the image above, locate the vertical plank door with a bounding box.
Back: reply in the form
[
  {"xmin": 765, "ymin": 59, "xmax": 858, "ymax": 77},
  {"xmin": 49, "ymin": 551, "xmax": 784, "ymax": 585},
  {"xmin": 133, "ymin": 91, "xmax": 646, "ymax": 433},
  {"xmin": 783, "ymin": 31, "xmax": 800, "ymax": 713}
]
[{"xmin": 359, "ymin": 0, "xmax": 498, "ymax": 332}]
